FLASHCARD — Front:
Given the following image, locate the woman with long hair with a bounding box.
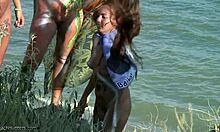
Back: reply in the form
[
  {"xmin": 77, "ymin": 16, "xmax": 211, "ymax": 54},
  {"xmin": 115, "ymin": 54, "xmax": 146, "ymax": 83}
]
[{"xmin": 78, "ymin": 0, "xmax": 142, "ymax": 131}]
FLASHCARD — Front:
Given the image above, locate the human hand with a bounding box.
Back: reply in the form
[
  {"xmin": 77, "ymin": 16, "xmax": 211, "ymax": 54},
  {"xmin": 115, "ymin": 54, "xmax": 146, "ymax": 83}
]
[{"xmin": 14, "ymin": 9, "xmax": 24, "ymax": 28}]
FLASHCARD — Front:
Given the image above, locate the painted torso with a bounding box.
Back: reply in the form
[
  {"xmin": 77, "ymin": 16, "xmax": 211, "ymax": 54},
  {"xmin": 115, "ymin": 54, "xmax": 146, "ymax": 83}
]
[{"xmin": 88, "ymin": 31, "xmax": 137, "ymax": 90}]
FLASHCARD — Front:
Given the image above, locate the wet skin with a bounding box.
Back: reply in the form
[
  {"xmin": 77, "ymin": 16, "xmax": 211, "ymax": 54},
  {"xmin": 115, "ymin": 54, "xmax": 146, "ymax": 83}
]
[
  {"xmin": 21, "ymin": 0, "xmax": 103, "ymax": 106},
  {"xmin": 21, "ymin": 0, "xmax": 83, "ymax": 105}
]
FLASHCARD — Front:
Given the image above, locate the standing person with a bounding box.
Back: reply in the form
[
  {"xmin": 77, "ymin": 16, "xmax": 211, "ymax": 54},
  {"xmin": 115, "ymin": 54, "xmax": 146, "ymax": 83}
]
[
  {"xmin": 0, "ymin": 0, "xmax": 25, "ymax": 66},
  {"xmin": 78, "ymin": 0, "xmax": 141, "ymax": 131},
  {"xmin": 18, "ymin": 0, "xmax": 102, "ymax": 107}
]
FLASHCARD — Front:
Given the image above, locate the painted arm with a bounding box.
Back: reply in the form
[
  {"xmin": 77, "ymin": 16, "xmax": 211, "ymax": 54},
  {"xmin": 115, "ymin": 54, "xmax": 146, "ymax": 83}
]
[
  {"xmin": 78, "ymin": 33, "xmax": 102, "ymax": 113},
  {"xmin": 13, "ymin": 0, "xmax": 25, "ymax": 28},
  {"xmin": 87, "ymin": 33, "xmax": 103, "ymax": 69},
  {"xmin": 78, "ymin": 72, "xmax": 96, "ymax": 113}
]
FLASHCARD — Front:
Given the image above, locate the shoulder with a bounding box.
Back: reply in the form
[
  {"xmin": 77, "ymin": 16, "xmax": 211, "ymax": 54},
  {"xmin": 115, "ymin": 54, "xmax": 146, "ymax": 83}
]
[{"xmin": 93, "ymin": 32, "xmax": 102, "ymax": 41}]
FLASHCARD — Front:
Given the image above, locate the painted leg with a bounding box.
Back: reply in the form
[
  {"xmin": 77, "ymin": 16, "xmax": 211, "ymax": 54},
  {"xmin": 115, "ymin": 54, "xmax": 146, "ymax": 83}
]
[
  {"xmin": 51, "ymin": 11, "xmax": 83, "ymax": 106},
  {"xmin": 93, "ymin": 99, "xmax": 106, "ymax": 131},
  {"xmin": 103, "ymin": 97, "xmax": 117, "ymax": 132},
  {"xmin": 103, "ymin": 88, "xmax": 131, "ymax": 132},
  {"xmin": 18, "ymin": 14, "xmax": 57, "ymax": 93},
  {"xmin": 0, "ymin": 2, "xmax": 11, "ymax": 65},
  {"xmin": 115, "ymin": 88, "xmax": 131, "ymax": 132}
]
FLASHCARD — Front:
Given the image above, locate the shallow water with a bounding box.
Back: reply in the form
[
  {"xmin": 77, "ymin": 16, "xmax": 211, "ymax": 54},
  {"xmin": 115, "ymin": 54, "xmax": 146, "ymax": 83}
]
[{"xmin": 4, "ymin": 0, "xmax": 220, "ymax": 131}]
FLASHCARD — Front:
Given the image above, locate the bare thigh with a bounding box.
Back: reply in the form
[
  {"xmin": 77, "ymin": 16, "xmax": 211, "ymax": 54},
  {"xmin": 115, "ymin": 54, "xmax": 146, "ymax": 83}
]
[
  {"xmin": 102, "ymin": 88, "xmax": 131, "ymax": 132},
  {"xmin": 116, "ymin": 88, "xmax": 131, "ymax": 132},
  {"xmin": 0, "ymin": 1, "xmax": 11, "ymax": 64},
  {"xmin": 52, "ymin": 10, "xmax": 83, "ymax": 86},
  {"xmin": 93, "ymin": 79, "xmax": 115, "ymax": 130},
  {"xmin": 0, "ymin": 0, "xmax": 11, "ymax": 17},
  {"xmin": 55, "ymin": 11, "xmax": 82, "ymax": 61},
  {"xmin": 22, "ymin": 14, "xmax": 57, "ymax": 69}
]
